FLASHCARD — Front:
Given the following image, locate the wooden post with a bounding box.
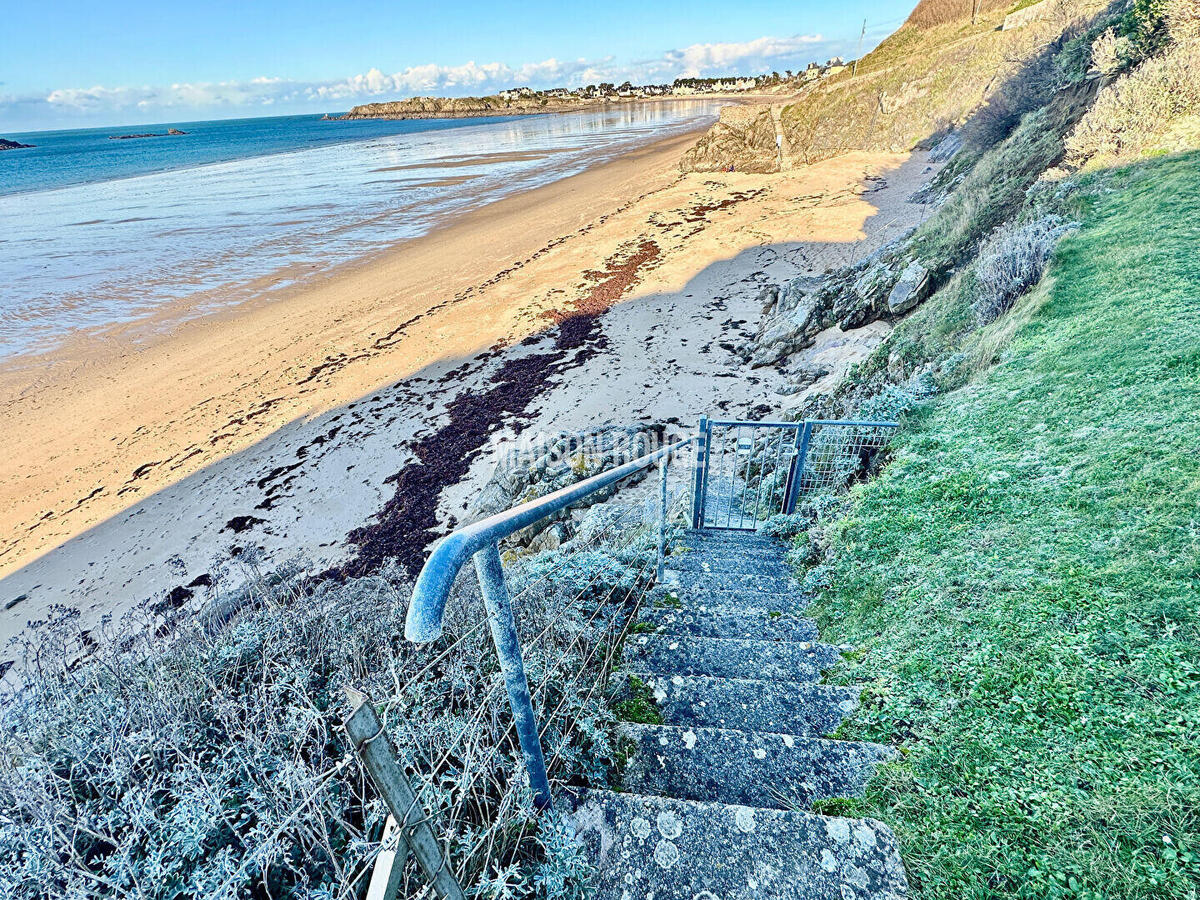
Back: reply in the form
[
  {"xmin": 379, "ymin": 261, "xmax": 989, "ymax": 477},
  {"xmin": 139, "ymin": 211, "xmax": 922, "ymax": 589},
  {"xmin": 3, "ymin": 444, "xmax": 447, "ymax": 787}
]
[
  {"xmin": 365, "ymin": 816, "xmax": 408, "ymax": 900},
  {"xmin": 345, "ymin": 691, "xmax": 465, "ymax": 900}
]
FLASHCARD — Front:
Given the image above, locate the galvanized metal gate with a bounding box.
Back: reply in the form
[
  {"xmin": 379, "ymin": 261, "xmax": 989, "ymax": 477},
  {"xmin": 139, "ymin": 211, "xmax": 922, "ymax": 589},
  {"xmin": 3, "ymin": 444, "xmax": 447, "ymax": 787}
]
[{"xmin": 690, "ymin": 416, "xmax": 898, "ymax": 531}]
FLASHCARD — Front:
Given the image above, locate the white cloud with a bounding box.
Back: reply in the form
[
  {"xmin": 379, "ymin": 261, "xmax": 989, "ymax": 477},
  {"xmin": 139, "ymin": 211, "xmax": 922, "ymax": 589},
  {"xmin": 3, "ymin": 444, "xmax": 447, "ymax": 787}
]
[
  {"xmin": 3, "ymin": 33, "xmax": 846, "ymax": 129},
  {"xmin": 661, "ymin": 34, "xmax": 826, "ymax": 76}
]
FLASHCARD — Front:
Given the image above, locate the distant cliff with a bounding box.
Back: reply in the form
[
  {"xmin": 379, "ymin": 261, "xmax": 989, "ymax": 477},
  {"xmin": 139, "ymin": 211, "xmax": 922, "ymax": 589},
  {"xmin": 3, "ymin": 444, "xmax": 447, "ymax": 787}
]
[{"xmin": 339, "ymin": 94, "xmax": 604, "ymax": 120}]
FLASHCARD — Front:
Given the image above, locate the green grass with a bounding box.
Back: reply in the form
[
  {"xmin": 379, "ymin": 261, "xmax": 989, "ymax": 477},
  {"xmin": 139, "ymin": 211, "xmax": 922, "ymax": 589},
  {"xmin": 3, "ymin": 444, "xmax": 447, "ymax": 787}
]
[{"xmin": 806, "ymin": 152, "xmax": 1200, "ymax": 899}]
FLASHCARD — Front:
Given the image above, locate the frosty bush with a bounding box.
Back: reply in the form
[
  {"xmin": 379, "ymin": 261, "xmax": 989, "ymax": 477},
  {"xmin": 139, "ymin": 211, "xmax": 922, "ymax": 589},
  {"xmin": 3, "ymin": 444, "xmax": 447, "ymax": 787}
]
[
  {"xmin": 760, "ymin": 513, "xmax": 811, "ymax": 542},
  {"xmin": 1065, "ymin": 38, "xmax": 1200, "ymax": 169},
  {"xmin": 973, "ymin": 215, "xmax": 1079, "ymax": 325},
  {"xmin": 0, "ymin": 504, "xmax": 656, "ymax": 899}
]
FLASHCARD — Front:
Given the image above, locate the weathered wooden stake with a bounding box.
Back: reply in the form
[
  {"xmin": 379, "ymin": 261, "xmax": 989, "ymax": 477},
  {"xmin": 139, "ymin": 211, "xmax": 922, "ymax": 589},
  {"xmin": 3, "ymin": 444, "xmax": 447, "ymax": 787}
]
[
  {"xmin": 365, "ymin": 815, "xmax": 408, "ymax": 900},
  {"xmin": 345, "ymin": 691, "xmax": 465, "ymax": 900}
]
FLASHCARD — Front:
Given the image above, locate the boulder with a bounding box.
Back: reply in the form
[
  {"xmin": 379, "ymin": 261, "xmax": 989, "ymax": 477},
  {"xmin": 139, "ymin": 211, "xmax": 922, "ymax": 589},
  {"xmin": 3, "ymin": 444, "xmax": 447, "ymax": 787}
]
[{"xmin": 886, "ymin": 261, "xmax": 930, "ymax": 314}]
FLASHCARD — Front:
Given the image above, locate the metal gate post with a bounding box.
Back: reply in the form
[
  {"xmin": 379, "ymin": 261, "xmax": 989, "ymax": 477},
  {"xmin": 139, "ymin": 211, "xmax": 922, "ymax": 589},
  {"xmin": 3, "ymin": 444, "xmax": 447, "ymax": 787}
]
[
  {"xmin": 690, "ymin": 416, "xmax": 709, "ymax": 528},
  {"xmin": 473, "ymin": 542, "xmax": 553, "ymax": 809},
  {"xmin": 783, "ymin": 422, "xmax": 814, "ymax": 514},
  {"xmin": 656, "ymin": 454, "xmax": 669, "ymax": 581}
]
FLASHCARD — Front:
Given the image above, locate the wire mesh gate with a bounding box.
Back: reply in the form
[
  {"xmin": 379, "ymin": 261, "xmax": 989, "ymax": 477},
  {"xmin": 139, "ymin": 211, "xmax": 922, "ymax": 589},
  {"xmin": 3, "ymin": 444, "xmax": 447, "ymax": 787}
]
[{"xmin": 690, "ymin": 417, "xmax": 898, "ymax": 530}]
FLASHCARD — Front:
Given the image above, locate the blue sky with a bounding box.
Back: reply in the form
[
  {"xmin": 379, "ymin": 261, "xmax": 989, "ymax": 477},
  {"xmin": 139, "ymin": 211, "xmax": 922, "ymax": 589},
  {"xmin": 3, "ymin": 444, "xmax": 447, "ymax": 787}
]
[{"xmin": 1, "ymin": 0, "xmax": 916, "ymax": 132}]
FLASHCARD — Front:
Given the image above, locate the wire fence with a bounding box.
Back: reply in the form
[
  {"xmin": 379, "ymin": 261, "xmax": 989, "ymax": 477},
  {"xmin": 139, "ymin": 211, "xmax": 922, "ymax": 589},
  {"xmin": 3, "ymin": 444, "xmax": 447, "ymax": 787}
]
[{"xmin": 697, "ymin": 420, "xmax": 895, "ymax": 530}]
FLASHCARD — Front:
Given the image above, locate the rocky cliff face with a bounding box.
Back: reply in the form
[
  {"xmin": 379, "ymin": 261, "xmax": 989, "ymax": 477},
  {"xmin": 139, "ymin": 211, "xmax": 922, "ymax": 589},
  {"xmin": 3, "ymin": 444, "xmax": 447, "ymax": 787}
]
[
  {"xmin": 677, "ymin": 106, "xmax": 780, "ymax": 173},
  {"xmin": 340, "ymin": 95, "xmax": 601, "ymax": 120}
]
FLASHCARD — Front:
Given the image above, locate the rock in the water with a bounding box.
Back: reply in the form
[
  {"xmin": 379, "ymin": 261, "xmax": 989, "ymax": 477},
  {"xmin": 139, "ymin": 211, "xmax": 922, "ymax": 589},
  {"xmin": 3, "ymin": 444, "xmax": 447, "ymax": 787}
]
[{"xmin": 0, "ymin": 138, "xmax": 33, "ymax": 150}]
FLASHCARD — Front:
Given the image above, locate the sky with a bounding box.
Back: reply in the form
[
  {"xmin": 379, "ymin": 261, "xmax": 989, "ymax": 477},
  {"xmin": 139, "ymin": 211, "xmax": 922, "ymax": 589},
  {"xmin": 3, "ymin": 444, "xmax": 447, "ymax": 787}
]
[{"xmin": 1, "ymin": 0, "xmax": 917, "ymax": 133}]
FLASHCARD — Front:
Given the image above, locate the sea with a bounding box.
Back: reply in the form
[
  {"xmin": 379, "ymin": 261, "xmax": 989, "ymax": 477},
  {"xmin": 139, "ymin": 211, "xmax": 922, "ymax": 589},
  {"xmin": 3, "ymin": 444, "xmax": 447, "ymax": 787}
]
[{"xmin": 0, "ymin": 102, "xmax": 723, "ymax": 360}]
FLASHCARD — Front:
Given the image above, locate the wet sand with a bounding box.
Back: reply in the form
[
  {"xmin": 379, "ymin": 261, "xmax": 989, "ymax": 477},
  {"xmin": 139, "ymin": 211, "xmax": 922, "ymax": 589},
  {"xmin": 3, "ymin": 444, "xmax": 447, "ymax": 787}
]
[{"xmin": 0, "ymin": 125, "xmax": 940, "ymax": 657}]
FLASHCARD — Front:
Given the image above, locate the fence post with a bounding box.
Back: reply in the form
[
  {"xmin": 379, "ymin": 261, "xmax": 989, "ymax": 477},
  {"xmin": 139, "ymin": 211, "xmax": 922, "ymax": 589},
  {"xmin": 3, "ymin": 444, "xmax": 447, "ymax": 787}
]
[
  {"xmin": 783, "ymin": 421, "xmax": 814, "ymax": 514},
  {"xmin": 344, "ymin": 693, "xmax": 465, "ymax": 900},
  {"xmin": 656, "ymin": 454, "xmax": 669, "ymax": 581},
  {"xmin": 473, "ymin": 542, "xmax": 553, "ymax": 810},
  {"xmin": 365, "ymin": 816, "xmax": 408, "ymax": 900},
  {"xmin": 690, "ymin": 416, "xmax": 709, "ymax": 528}
]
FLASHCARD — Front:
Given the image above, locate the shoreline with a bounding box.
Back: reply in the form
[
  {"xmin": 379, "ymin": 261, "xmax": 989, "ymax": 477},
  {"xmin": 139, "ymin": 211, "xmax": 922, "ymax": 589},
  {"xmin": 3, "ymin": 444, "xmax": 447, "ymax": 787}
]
[
  {"xmin": 0, "ymin": 127, "xmax": 710, "ymax": 573},
  {"xmin": 0, "ymin": 119, "xmax": 938, "ymax": 655},
  {"xmin": 0, "ymin": 127, "xmax": 707, "ymax": 379}
]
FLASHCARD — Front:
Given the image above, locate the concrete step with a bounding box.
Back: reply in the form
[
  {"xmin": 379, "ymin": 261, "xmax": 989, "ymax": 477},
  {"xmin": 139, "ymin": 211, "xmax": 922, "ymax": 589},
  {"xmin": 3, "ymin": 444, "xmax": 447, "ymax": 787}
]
[
  {"xmin": 664, "ymin": 569, "xmax": 799, "ymax": 595},
  {"xmin": 651, "ymin": 584, "xmax": 810, "ymax": 614},
  {"xmin": 569, "ymin": 789, "xmax": 907, "ymax": 900},
  {"xmin": 619, "ymin": 723, "xmax": 893, "ymax": 809},
  {"xmin": 664, "ymin": 552, "xmax": 795, "ymax": 578},
  {"xmin": 638, "ymin": 605, "xmax": 819, "ymax": 642},
  {"xmin": 622, "ymin": 635, "xmax": 842, "ymax": 681},
  {"xmin": 680, "ymin": 530, "xmax": 780, "ymax": 551},
  {"xmin": 633, "ymin": 673, "xmax": 860, "ymax": 736},
  {"xmin": 671, "ymin": 544, "xmax": 790, "ymax": 567}
]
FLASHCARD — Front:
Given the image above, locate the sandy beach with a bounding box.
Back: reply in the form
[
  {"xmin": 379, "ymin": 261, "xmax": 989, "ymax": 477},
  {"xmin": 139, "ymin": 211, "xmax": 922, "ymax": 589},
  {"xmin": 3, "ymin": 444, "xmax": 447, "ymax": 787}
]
[{"xmin": 0, "ymin": 123, "xmax": 938, "ymax": 656}]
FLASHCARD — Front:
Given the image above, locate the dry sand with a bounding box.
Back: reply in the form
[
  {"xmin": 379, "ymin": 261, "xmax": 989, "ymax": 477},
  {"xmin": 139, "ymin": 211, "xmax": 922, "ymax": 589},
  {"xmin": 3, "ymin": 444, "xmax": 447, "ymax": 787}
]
[{"xmin": 0, "ymin": 127, "xmax": 939, "ymax": 658}]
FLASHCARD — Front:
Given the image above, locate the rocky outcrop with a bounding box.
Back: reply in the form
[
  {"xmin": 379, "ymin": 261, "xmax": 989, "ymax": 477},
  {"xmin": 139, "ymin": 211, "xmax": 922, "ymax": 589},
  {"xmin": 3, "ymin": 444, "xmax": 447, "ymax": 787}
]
[
  {"xmin": 340, "ymin": 95, "xmax": 602, "ymax": 120},
  {"xmin": 0, "ymin": 138, "xmax": 33, "ymax": 150},
  {"xmin": 108, "ymin": 130, "xmax": 188, "ymax": 140},
  {"xmin": 679, "ymin": 105, "xmax": 781, "ymax": 173},
  {"xmin": 745, "ymin": 232, "xmax": 939, "ymax": 367}
]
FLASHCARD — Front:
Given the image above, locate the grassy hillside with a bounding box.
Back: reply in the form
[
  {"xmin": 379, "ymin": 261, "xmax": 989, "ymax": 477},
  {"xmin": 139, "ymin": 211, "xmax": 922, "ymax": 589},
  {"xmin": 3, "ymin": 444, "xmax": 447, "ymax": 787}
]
[
  {"xmin": 804, "ymin": 152, "xmax": 1200, "ymax": 897},
  {"xmin": 682, "ymin": 0, "xmax": 1112, "ymax": 171}
]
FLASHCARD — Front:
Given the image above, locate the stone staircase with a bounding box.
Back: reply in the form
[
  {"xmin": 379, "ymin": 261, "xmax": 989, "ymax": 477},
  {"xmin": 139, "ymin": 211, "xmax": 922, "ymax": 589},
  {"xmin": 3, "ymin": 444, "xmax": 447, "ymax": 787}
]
[{"xmin": 568, "ymin": 529, "xmax": 907, "ymax": 899}]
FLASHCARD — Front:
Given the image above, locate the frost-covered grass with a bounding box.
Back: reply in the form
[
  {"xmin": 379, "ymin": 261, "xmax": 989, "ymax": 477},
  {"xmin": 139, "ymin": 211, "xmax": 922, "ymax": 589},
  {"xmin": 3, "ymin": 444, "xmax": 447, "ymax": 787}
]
[
  {"xmin": 801, "ymin": 153, "xmax": 1200, "ymax": 898},
  {"xmin": 0, "ymin": 510, "xmax": 662, "ymax": 899}
]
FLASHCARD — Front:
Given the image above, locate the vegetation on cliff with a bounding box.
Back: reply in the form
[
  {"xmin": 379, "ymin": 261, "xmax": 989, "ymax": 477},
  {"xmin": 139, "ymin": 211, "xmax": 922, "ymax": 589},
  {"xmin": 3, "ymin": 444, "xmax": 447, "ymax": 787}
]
[
  {"xmin": 681, "ymin": 0, "xmax": 1111, "ymax": 172},
  {"xmin": 752, "ymin": 1, "xmax": 1200, "ymax": 895},
  {"xmin": 807, "ymin": 150, "xmax": 1200, "ymax": 899},
  {"xmin": 0, "ymin": 506, "xmax": 667, "ymax": 899}
]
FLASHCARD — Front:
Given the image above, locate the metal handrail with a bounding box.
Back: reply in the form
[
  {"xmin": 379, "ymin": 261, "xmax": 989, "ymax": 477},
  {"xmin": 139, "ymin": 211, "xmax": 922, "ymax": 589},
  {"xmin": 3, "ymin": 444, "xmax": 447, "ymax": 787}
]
[
  {"xmin": 404, "ymin": 433, "xmax": 695, "ymax": 809},
  {"xmin": 405, "ymin": 434, "xmax": 694, "ymax": 642}
]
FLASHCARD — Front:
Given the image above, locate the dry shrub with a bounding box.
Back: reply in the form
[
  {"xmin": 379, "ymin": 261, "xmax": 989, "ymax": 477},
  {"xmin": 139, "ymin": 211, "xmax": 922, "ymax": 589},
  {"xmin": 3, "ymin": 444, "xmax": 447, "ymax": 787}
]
[
  {"xmin": 0, "ymin": 510, "xmax": 657, "ymax": 899},
  {"xmin": 1089, "ymin": 26, "xmax": 1135, "ymax": 75},
  {"xmin": 1065, "ymin": 38, "xmax": 1200, "ymax": 167},
  {"xmin": 1165, "ymin": 0, "xmax": 1200, "ymax": 41},
  {"xmin": 904, "ymin": 0, "xmax": 1010, "ymax": 29},
  {"xmin": 973, "ymin": 215, "xmax": 1079, "ymax": 324}
]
